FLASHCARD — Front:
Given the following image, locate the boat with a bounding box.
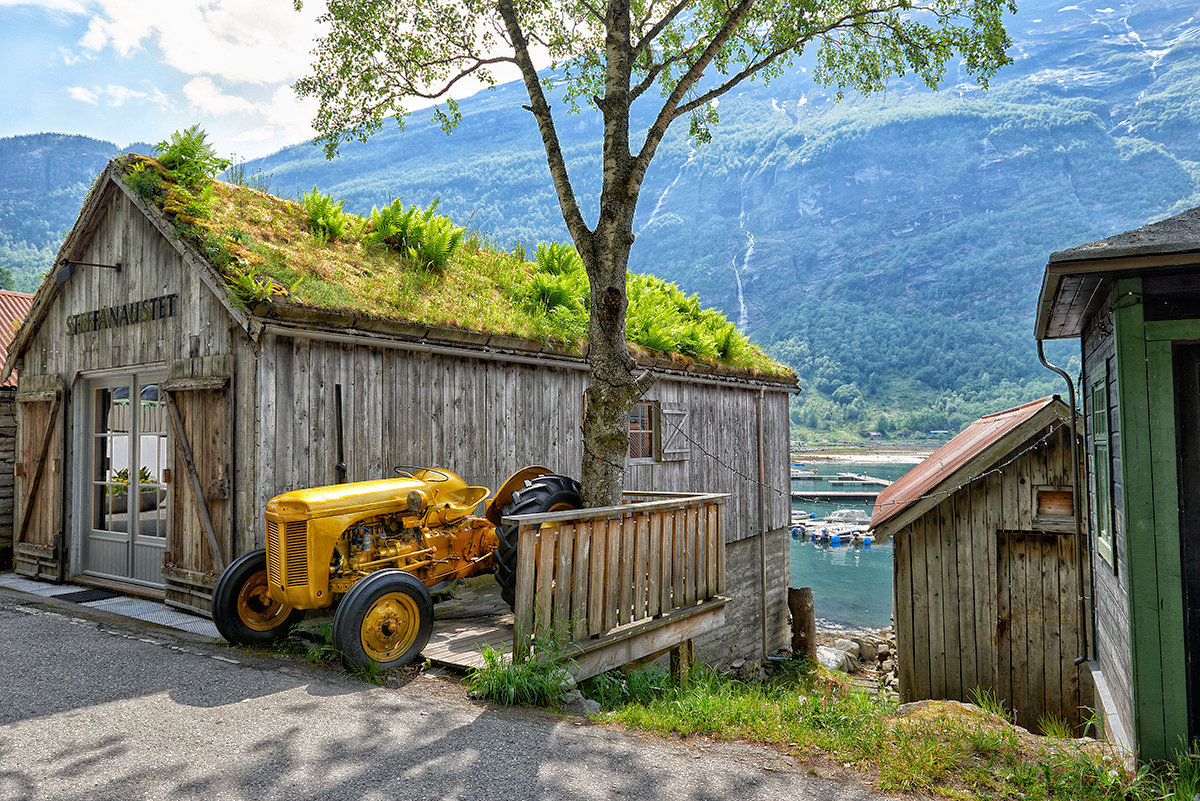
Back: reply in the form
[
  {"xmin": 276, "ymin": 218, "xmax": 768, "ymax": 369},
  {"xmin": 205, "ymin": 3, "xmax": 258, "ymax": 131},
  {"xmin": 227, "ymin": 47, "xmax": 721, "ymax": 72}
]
[
  {"xmin": 824, "ymin": 508, "xmax": 871, "ymax": 525},
  {"xmin": 790, "ymin": 466, "xmax": 818, "ymax": 478}
]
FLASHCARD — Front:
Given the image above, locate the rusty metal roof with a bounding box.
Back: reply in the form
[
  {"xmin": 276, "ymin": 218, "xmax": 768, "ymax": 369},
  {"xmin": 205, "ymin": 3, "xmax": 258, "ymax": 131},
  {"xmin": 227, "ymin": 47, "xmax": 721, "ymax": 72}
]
[
  {"xmin": 0, "ymin": 290, "xmax": 34, "ymax": 388},
  {"xmin": 870, "ymin": 396, "xmax": 1069, "ymax": 535}
]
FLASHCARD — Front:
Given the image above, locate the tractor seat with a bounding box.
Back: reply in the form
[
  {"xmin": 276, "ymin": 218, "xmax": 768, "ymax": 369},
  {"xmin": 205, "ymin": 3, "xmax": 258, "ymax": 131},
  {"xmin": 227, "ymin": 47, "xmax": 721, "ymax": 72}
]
[{"xmin": 432, "ymin": 486, "xmax": 492, "ymax": 523}]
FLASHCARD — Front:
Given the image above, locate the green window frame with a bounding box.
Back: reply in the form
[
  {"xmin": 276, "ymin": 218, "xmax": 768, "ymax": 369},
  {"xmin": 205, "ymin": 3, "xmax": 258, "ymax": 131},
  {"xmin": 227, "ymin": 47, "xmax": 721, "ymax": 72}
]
[{"xmin": 1090, "ymin": 368, "xmax": 1115, "ymax": 568}]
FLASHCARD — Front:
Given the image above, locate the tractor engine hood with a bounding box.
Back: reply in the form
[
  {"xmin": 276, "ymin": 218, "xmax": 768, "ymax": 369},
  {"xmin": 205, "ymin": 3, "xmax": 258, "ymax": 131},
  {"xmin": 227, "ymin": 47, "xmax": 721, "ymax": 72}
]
[{"xmin": 266, "ymin": 477, "xmax": 428, "ymax": 520}]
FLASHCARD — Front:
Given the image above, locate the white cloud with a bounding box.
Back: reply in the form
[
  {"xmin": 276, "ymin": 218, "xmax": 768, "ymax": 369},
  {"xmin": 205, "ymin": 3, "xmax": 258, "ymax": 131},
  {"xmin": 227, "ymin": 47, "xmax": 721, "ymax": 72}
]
[
  {"xmin": 76, "ymin": 0, "xmax": 328, "ymax": 86},
  {"xmin": 105, "ymin": 83, "xmax": 146, "ymax": 105},
  {"xmin": 183, "ymin": 77, "xmax": 255, "ymax": 116},
  {"xmin": 67, "ymin": 85, "xmax": 100, "ymax": 104}
]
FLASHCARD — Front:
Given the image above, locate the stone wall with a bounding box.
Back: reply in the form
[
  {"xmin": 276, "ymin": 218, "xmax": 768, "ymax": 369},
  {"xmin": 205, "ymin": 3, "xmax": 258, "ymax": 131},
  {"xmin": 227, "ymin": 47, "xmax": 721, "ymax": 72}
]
[
  {"xmin": 0, "ymin": 389, "xmax": 15, "ymax": 569},
  {"xmin": 695, "ymin": 527, "xmax": 790, "ymax": 666}
]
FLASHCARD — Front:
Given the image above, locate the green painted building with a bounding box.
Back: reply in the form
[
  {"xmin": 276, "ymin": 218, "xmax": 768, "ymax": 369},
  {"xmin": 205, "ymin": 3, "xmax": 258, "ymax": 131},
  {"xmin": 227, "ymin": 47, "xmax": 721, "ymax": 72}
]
[{"xmin": 1036, "ymin": 206, "xmax": 1200, "ymax": 762}]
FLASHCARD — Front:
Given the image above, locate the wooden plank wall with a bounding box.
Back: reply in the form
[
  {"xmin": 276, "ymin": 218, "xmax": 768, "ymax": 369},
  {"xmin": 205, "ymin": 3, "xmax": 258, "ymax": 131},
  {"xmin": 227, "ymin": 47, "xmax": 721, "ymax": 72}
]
[
  {"xmin": 1082, "ymin": 291, "xmax": 1134, "ymax": 735},
  {"xmin": 17, "ymin": 184, "xmax": 255, "ymax": 581},
  {"xmin": 509, "ymin": 496, "xmax": 727, "ymax": 648},
  {"xmin": 895, "ymin": 424, "xmax": 1082, "ymax": 730},
  {"xmin": 253, "ymin": 334, "xmax": 790, "ymax": 550}
]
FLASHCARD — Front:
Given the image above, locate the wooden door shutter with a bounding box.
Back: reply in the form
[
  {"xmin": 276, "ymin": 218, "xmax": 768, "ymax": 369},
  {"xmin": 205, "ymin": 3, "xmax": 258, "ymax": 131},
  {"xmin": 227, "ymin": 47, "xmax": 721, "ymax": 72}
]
[
  {"xmin": 14, "ymin": 374, "xmax": 66, "ymax": 581},
  {"xmin": 162, "ymin": 356, "xmax": 232, "ymax": 613},
  {"xmin": 659, "ymin": 405, "xmax": 690, "ymax": 462}
]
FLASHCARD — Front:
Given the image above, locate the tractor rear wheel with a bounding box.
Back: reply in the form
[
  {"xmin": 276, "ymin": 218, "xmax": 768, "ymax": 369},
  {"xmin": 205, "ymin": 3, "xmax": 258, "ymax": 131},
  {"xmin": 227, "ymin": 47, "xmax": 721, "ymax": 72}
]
[
  {"xmin": 493, "ymin": 474, "xmax": 582, "ymax": 608},
  {"xmin": 333, "ymin": 569, "xmax": 433, "ymax": 671},
  {"xmin": 212, "ymin": 549, "xmax": 304, "ymax": 645}
]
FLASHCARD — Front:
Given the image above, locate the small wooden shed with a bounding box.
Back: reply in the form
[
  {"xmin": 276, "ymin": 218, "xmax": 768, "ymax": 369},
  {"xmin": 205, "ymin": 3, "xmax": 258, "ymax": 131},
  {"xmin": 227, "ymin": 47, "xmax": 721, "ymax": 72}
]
[
  {"xmin": 0, "ymin": 290, "xmax": 34, "ymax": 570},
  {"xmin": 1036, "ymin": 204, "xmax": 1200, "ymax": 761},
  {"xmin": 871, "ymin": 397, "xmax": 1085, "ymax": 731},
  {"xmin": 1, "ymin": 158, "xmax": 796, "ymax": 668}
]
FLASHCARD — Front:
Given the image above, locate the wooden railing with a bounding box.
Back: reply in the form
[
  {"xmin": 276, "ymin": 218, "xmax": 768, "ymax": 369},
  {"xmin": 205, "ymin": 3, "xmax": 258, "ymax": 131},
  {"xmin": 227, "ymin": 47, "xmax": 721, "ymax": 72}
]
[{"xmin": 506, "ymin": 492, "xmax": 729, "ymax": 670}]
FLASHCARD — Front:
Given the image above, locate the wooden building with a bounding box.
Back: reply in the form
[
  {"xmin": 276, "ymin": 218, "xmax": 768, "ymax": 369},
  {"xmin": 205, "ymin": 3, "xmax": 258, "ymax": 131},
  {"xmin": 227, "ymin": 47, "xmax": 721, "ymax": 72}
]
[
  {"xmin": 871, "ymin": 397, "xmax": 1085, "ymax": 731},
  {"xmin": 1, "ymin": 159, "xmax": 795, "ymax": 666},
  {"xmin": 0, "ymin": 290, "xmax": 34, "ymax": 570},
  {"xmin": 1036, "ymin": 205, "xmax": 1200, "ymax": 761}
]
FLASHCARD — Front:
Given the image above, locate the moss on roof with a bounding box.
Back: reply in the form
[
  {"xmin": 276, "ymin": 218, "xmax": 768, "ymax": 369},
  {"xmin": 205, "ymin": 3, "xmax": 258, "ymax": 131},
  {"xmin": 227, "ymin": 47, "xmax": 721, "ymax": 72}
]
[{"xmin": 118, "ymin": 154, "xmax": 793, "ymax": 380}]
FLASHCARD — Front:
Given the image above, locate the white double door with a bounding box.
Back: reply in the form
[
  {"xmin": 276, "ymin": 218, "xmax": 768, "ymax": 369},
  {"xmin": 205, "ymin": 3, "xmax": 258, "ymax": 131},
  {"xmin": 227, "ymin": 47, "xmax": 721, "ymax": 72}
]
[{"xmin": 83, "ymin": 372, "xmax": 170, "ymax": 587}]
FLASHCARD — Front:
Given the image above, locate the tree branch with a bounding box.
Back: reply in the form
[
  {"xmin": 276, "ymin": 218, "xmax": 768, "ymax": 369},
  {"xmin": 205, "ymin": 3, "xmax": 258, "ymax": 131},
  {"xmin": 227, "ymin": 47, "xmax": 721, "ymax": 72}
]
[
  {"xmin": 628, "ymin": 0, "xmax": 757, "ymax": 189},
  {"xmin": 495, "ymin": 0, "xmax": 592, "ymax": 246}
]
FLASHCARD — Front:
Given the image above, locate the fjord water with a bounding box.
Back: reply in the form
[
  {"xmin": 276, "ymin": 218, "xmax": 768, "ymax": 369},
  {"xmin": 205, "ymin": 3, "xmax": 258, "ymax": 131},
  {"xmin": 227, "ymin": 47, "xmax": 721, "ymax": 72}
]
[{"xmin": 789, "ymin": 461, "xmax": 915, "ymax": 631}]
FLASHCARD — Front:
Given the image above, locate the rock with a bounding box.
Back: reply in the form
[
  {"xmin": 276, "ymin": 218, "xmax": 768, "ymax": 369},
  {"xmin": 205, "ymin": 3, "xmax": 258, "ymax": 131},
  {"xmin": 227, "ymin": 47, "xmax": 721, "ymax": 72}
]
[
  {"xmin": 731, "ymin": 659, "xmax": 745, "ymax": 671},
  {"xmin": 833, "ymin": 638, "xmax": 860, "ymax": 659},
  {"xmin": 858, "ymin": 640, "xmax": 877, "ymax": 662},
  {"xmin": 817, "ymin": 645, "xmax": 858, "ymax": 673},
  {"xmin": 877, "ymin": 644, "xmax": 890, "ymax": 658}
]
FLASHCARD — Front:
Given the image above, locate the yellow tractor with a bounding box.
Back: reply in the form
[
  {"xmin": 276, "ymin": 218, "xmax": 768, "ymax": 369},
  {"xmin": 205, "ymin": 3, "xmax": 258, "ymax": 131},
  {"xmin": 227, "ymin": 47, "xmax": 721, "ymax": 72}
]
[{"xmin": 211, "ymin": 466, "xmax": 581, "ymax": 669}]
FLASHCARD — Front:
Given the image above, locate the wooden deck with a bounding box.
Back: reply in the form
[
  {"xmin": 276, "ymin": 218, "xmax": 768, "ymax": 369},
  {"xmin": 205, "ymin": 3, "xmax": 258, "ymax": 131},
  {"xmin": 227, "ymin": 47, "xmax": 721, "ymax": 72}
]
[
  {"xmin": 424, "ymin": 576, "xmax": 513, "ymax": 671},
  {"xmin": 421, "ymin": 492, "xmax": 734, "ymax": 679}
]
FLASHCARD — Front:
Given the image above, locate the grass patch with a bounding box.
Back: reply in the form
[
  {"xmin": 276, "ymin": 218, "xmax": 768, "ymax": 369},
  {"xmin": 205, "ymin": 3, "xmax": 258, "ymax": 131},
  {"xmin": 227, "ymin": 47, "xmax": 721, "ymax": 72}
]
[
  {"xmin": 467, "ymin": 638, "xmax": 575, "ymax": 708},
  {"xmin": 584, "ymin": 660, "xmax": 1191, "ymax": 800}
]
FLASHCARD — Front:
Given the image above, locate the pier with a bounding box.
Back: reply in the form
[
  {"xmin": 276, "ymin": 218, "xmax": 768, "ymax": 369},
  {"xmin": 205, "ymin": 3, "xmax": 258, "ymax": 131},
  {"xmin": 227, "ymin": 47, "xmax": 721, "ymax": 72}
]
[{"xmin": 791, "ymin": 489, "xmax": 881, "ymax": 502}]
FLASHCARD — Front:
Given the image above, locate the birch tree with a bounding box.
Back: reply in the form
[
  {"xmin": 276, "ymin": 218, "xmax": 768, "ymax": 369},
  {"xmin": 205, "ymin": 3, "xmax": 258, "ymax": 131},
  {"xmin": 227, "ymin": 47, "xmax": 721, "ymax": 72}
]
[{"xmin": 295, "ymin": 0, "xmax": 1014, "ymax": 506}]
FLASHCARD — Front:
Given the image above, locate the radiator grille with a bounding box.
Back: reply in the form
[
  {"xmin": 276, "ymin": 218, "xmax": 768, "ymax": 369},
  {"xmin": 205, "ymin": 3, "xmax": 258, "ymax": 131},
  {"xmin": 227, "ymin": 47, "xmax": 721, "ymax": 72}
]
[
  {"xmin": 283, "ymin": 521, "xmax": 308, "ymax": 587},
  {"xmin": 265, "ymin": 521, "xmax": 281, "ymax": 585}
]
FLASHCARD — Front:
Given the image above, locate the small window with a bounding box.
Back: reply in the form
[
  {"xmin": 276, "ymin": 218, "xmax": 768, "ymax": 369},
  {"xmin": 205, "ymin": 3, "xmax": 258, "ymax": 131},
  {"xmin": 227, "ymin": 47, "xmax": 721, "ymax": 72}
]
[
  {"xmin": 1090, "ymin": 368, "xmax": 1115, "ymax": 569},
  {"xmin": 629, "ymin": 401, "xmax": 657, "ymax": 460}
]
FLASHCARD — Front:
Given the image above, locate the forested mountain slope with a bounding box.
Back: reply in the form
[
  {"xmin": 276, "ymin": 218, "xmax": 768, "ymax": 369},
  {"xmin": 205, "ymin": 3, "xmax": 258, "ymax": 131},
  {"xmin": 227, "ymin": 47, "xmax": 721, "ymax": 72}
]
[{"xmin": 3, "ymin": 0, "xmax": 1198, "ymax": 434}]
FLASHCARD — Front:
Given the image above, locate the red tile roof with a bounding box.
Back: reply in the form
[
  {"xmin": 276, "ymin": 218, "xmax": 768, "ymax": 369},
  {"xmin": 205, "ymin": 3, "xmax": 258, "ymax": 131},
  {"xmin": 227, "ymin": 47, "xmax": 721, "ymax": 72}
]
[
  {"xmin": 0, "ymin": 290, "xmax": 34, "ymax": 388},
  {"xmin": 870, "ymin": 396, "xmax": 1067, "ymax": 534}
]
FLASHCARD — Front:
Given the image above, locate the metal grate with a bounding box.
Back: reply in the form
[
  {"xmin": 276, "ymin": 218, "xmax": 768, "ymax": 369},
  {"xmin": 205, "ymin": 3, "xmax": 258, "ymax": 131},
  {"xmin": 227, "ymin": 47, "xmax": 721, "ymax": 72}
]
[
  {"xmin": 283, "ymin": 521, "xmax": 308, "ymax": 587},
  {"xmin": 265, "ymin": 521, "xmax": 281, "ymax": 585}
]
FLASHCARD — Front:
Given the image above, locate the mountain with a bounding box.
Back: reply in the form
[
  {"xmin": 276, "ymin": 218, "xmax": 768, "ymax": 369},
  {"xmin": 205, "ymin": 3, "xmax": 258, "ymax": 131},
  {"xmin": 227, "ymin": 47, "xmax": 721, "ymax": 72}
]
[
  {"xmin": 0, "ymin": 133, "xmax": 129, "ymax": 291},
  {"xmin": 3, "ymin": 0, "xmax": 1199, "ymax": 434}
]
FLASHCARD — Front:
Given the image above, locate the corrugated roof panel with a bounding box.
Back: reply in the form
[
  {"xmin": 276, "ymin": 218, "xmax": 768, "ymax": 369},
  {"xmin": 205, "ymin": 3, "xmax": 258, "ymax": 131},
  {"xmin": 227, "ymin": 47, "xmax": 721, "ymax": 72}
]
[
  {"xmin": 0, "ymin": 290, "xmax": 35, "ymax": 388},
  {"xmin": 870, "ymin": 396, "xmax": 1061, "ymax": 532}
]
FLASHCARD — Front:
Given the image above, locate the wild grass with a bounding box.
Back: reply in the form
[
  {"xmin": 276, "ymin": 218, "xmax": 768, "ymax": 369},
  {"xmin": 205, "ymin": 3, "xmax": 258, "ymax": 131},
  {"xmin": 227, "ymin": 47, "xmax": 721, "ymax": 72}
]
[
  {"xmin": 586, "ymin": 661, "xmax": 1194, "ymax": 800},
  {"xmin": 467, "ymin": 638, "xmax": 575, "ymax": 707}
]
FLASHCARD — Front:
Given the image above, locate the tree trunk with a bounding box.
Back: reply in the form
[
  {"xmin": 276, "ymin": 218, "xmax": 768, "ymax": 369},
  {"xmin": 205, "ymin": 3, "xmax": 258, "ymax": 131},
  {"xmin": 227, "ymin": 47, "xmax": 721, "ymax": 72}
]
[{"xmin": 578, "ymin": 206, "xmax": 649, "ymax": 508}]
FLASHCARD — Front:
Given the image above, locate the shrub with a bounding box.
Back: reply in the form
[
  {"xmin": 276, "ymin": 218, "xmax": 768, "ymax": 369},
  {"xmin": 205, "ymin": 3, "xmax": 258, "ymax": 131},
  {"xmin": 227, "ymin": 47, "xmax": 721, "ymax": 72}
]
[
  {"xmin": 124, "ymin": 161, "xmax": 164, "ymax": 201},
  {"xmin": 300, "ymin": 186, "xmax": 348, "ymax": 242},
  {"xmin": 365, "ymin": 198, "xmax": 464, "ymax": 272},
  {"xmin": 535, "ymin": 241, "xmax": 584, "ymax": 275},
  {"xmin": 154, "ymin": 125, "xmax": 229, "ymax": 190}
]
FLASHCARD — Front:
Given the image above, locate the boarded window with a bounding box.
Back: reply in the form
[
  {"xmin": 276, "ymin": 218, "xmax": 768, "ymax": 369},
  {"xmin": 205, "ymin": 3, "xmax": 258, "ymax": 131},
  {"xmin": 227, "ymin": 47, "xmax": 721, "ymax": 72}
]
[{"xmin": 1033, "ymin": 486, "xmax": 1074, "ymax": 532}]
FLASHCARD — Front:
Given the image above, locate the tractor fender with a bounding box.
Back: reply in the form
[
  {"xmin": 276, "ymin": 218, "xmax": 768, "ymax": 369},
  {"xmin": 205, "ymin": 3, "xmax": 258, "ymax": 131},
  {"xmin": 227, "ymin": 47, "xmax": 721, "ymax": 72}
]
[{"xmin": 484, "ymin": 465, "xmax": 554, "ymax": 526}]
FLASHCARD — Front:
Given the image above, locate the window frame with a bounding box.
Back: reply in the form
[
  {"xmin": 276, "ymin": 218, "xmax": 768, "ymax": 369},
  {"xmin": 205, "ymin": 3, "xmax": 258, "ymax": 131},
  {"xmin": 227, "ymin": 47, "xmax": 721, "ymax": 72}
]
[{"xmin": 1090, "ymin": 366, "xmax": 1116, "ymax": 569}]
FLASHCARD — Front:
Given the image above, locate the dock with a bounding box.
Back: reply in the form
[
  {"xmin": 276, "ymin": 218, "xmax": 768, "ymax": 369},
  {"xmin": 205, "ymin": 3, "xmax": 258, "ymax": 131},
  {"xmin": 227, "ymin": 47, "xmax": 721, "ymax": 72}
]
[{"xmin": 791, "ymin": 489, "xmax": 881, "ymax": 502}]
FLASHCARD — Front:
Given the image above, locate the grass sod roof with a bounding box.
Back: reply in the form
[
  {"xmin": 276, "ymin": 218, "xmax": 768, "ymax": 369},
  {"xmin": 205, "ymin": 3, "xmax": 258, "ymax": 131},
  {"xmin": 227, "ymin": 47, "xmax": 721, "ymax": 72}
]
[{"xmin": 119, "ymin": 154, "xmax": 793, "ymax": 384}]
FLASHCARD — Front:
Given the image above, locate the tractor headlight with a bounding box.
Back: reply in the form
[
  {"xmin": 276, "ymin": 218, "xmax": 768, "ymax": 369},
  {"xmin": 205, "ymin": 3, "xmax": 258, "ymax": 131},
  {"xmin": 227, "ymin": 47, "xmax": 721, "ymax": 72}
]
[{"xmin": 406, "ymin": 490, "xmax": 425, "ymax": 513}]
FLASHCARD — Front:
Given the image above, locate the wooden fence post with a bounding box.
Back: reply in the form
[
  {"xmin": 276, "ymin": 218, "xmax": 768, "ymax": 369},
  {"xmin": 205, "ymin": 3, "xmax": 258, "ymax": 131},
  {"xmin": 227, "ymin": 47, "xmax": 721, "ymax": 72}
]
[{"xmin": 789, "ymin": 587, "xmax": 817, "ymax": 659}]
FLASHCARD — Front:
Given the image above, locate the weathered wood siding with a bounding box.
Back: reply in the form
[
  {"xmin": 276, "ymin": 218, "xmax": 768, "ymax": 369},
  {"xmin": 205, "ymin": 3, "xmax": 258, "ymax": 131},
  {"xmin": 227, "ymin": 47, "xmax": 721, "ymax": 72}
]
[
  {"xmin": 252, "ymin": 331, "xmax": 793, "ymax": 662},
  {"xmin": 1082, "ymin": 288, "xmax": 1134, "ymax": 741},
  {"xmin": 15, "ymin": 181, "xmax": 256, "ymax": 587},
  {"xmin": 894, "ymin": 423, "xmax": 1083, "ymax": 730},
  {"xmin": 0, "ymin": 388, "xmax": 18, "ymax": 568},
  {"xmin": 252, "ymin": 332, "xmax": 790, "ymax": 546}
]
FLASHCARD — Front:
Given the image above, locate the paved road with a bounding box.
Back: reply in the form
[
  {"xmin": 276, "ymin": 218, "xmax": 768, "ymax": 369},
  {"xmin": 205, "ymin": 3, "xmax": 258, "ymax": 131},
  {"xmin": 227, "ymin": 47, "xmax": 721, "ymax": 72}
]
[{"xmin": 0, "ymin": 587, "xmax": 881, "ymax": 801}]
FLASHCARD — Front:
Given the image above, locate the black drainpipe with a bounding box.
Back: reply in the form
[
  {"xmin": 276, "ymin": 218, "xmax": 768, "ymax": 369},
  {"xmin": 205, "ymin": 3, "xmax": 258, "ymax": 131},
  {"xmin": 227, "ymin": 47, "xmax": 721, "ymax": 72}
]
[{"xmin": 1037, "ymin": 340, "xmax": 1090, "ymax": 663}]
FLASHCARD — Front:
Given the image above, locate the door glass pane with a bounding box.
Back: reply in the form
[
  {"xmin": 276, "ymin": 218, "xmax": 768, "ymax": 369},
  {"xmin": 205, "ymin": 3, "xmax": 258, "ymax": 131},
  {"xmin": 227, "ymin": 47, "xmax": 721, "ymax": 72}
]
[
  {"xmin": 136, "ymin": 384, "xmax": 169, "ymax": 538},
  {"xmin": 93, "ymin": 385, "xmax": 132, "ymax": 534}
]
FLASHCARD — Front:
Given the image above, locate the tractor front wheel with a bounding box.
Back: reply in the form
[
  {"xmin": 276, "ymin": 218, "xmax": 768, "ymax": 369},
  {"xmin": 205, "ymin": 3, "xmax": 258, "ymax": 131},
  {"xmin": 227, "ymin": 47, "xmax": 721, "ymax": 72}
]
[
  {"xmin": 333, "ymin": 569, "xmax": 433, "ymax": 671},
  {"xmin": 212, "ymin": 549, "xmax": 304, "ymax": 645},
  {"xmin": 493, "ymin": 474, "xmax": 582, "ymax": 608}
]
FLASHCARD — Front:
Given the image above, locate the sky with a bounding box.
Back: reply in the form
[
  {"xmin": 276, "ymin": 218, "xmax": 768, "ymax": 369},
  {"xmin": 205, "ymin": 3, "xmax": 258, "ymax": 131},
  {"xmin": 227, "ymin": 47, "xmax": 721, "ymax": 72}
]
[{"xmin": 2, "ymin": 0, "xmax": 393, "ymax": 160}]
